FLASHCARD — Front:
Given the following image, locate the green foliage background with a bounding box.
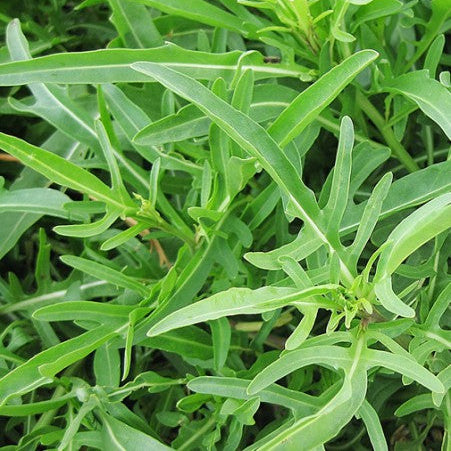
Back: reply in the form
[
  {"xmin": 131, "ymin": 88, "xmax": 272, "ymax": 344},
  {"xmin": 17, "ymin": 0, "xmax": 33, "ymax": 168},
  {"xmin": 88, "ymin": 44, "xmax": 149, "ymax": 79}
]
[{"xmin": 0, "ymin": 0, "xmax": 450, "ymax": 449}]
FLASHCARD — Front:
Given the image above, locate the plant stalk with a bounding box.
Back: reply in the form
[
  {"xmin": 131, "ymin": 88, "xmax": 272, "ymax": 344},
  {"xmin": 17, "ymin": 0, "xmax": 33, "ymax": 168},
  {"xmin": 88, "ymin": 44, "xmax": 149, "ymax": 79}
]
[{"xmin": 356, "ymin": 91, "xmax": 419, "ymax": 173}]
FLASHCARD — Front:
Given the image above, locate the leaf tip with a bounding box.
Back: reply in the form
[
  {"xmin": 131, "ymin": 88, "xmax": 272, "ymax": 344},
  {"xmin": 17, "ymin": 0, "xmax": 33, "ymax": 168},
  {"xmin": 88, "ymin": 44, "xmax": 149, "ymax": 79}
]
[
  {"xmin": 360, "ymin": 49, "xmax": 379, "ymax": 61},
  {"xmin": 31, "ymin": 310, "xmax": 41, "ymax": 320},
  {"xmin": 59, "ymin": 254, "xmax": 71, "ymax": 265},
  {"xmin": 246, "ymin": 382, "xmax": 260, "ymax": 396},
  {"xmin": 146, "ymin": 327, "xmax": 158, "ymax": 337},
  {"xmin": 99, "ymin": 241, "xmax": 111, "ymax": 251}
]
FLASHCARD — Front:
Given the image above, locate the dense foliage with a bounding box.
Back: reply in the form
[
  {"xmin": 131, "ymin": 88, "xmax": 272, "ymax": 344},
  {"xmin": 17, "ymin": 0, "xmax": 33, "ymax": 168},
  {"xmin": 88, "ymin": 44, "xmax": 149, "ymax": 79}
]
[{"xmin": 0, "ymin": 0, "xmax": 450, "ymax": 449}]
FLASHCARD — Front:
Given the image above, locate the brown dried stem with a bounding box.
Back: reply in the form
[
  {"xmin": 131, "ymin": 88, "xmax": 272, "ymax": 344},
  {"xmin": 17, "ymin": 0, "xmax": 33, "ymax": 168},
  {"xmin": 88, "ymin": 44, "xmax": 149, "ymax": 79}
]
[{"xmin": 0, "ymin": 153, "xmax": 20, "ymax": 162}]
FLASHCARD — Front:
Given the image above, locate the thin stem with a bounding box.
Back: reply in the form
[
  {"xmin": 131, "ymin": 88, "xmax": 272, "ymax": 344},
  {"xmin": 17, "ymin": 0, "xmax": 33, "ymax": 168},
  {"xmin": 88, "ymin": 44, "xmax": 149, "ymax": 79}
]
[
  {"xmin": 125, "ymin": 216, "xmax": 172, "ymax": 268},
  {"xmin": 424, "ymin": 125, "xmax": 434, "ymax": 166},
  {"xmin": 0, "ymin": 281, "xmax": 107, "ymax": 314},
  {"xmin": 427, "ymin": 238, "xmax": 441, "ymax": 303},
  {"xmin": 178, "ymin": 417, "xmax": 216, "ymax": 450},
  {"xmin": 33, "ymin": 360, "xmax": 83, "ymax": 431},
  {"xmin": 402, "ymin": 14, "xmax": 448, "ymax": 74},
  {"xmin": 390, "ymin": 147, "xmax": 449, "ymax": 173},
  {"xmin": 356, "ymin": 91, "xmax": 419, "ymax": 173},
  {"xmin": 316, "ymin": 115, "xmax": 385, "ymax": 148}
]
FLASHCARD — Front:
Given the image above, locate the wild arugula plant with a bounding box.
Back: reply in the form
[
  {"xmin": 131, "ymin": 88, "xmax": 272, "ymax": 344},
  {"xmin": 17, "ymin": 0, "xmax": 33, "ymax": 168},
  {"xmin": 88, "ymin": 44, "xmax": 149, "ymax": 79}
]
[{"xmin": 0, "ymin": 0, "xmax": 450, "ymax": 449}]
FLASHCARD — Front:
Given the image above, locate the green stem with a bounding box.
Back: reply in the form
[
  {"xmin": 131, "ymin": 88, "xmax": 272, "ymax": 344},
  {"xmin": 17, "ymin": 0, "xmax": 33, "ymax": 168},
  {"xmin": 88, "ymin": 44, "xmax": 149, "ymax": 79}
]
[
  {"xmin": 427, "ymin": 238, "xmax": 441, "ymax": 303},
  {"xmin": 402, "ymin": 11, "xmax": 449, "ymax": 73},
  {"xmin": 178, "ymin": 417, "xmax": 216, "ymax": 450},
  {"xmin": 135, "ymin": 211, "xmax": 195, "ymax": 249},
  {"xmin": 33, "ymin": 384, "xmax": 67, "ymax": 430},
  {"xmin": 33, "ymin": 361, "xmax": 83, "ymax": 430},
  {"xmin": 391, "ymin": 147, "xmax": 449, "ymax": 174},
  {"xmin": 424, "ymin": 125, "xmax": 434, "ymax": 166},
  {"xmin": 0, "ymin": 281, "xmax": 108, "ymax": 315},
  {"xmin": 356, "ymin": 91, "xmax": 419, "ymax": 173},
  {"xmin": 316, "ymin": 115, "xmax": 385, "ymax": 148}
]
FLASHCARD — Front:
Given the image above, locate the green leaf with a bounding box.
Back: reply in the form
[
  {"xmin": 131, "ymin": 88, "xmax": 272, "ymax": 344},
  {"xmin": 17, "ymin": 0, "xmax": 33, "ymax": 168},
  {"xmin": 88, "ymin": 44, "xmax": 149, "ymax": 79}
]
[
  {"xmin": 268, "ymin": 50, "xmax": 378, "ymax": 146},
  {"xmin": 33, "ymin": 301, "xmax": 135, "ymax": 323},
  {"xmin": 176, "ymin": 393, "xmax": 211, "ymax": 413},
  {"xmin": 353, "ymin": 0, "xmax": 403, "ymax": 30},
  {"xmin": 134, "ymin": 84, "xmax": 299, "ymax": 146},
  {"xmin": 375, "ymin": 192, "xmax": 451, "ymax": 281},
  {"xmin": 222, "ymin": 397, "xmax": 260, "ymax": 425},
  {"xmin": 60, "ymin": 255, "xmax": 149, "ymax": 297},
  {"xmin": 0, "ymin": 188, "xmax": 78, "ymax": 219},
  {"xmin": 134, "ymin": 104, "xmax": 208, "ymax": 146},
  {"xmin": 384, "ymin": 70, "xmax": 451, "ymax": 139},
  {"xmin": 95, "ymin": 119, "xmax": 132, "ymax": 204},
  {"xmin": 100, "ymin": 222, "xmax": 149, "ymax": 251},
  {"xmin": 54, "ymin": 207, "xmax": 121, "ymax": 238},
  {"xmin": 94, "ymin": 342, "xmax": 121, "ymax": 387},
  {"xmin": 108, "ymin": 0, "xmax": 163, "ymax": 48},
  {"xmin": 285, "ymin": 308, "xmax": 317, "ymax": 350},
  {"xmin": 142, "ymin": 326, "xmax": 213, "ymax": 362},
  {"xmin": 248, "ymin": 346, "xmax": 352, "ymax": 395},
  {"xmin": 34, "ymin": 229, "xmax": 55, "ymax": 291},
  {"xmin": 403, "ymin": 0, "xmax": 451, "ymax": 71},
  {"xmin": 209, "ymin": 317, "xmax": 231, "ymax": 371},
  {"xmin": 101, "ymin": 412, "xmax": 171, "ymax": 450},
  {"xmin": 147, "ymin": 286, "xmax": 337, "ymax": 336},
  {"xmin": 109, "ymin": 371, "xmax": 183, "ymax": 401},
  {"xmin": 348, "ymin": 173, "xmax": 392, "ymax": 267},
  {"xmin": 247, "ymin": 340, "xmax": 368, "ymax": 450},
  {"xmin": 373, "ymin": 278, "xmax": 416, "ymax": 318},
  {"xmin": 0, "ymin": 132, "xmax": 126, "ymax": 210},
  {"xmin": 187, "ymin": 376, "xmax": 320, "ymax": 415},
  {"xmin": 424, "ymin": 34, "xmax": 445, "ymax": 78},
  {"xmin": 135, "ymin": 238, "xmax": 217, "ymax": 328},
  {"xmin": 247, "ymin": 161, "xmax": 451, "ymax": 270},
  {"xmin": 0, "ymin": 323, "xmax": 125, "ymax": 404},
  {"xmin": 0, "ymin": 210, "xmax": 41, "ymax": 260},
  {"xmin": 230, "ymin": 69, "xmax": 254, "ymax": 115},
  {"xmin": 131, "ymin": 0, "xmax": 259, "ymax": 36},
  {"xmin": 0, "ymin": 44, "xmax": 311, "ymax": 86},
  {"xmin": 0, "ymin": 4, "xmax": 449, "ymax": 448},
  {"xmin": 146, "ymin": 158, "xmax": 160, "ymax": 207},
  {"xmin": 60, "ymin": 398, "xmax": 98, "ymax": 449},
  {"xmin": 0, "ymin": 346, "xmax": 25, "ymax": 365},
  {"xmin": 131, "ymin": 61, "xmax": 357, "ymax": 284},
  {"xmin": 425, "ymin": 284, "xmax": 451, "ymax": 328},
  {"xmin": 103, "ymin": 83, "xmax": 202, "ymax": 180},
  {"xmin": 0, "ymin": 394, "xmax": 74, "ymax": 417},
  {"xmin": 248, "ymin": 371, "xmax": 366, "ymax": 450},
  {"xmin": 132, "ymin": 61, "xmax": 320, "ymax": 221},
  {"xmin": 6, "ymin": 20, "xmax": 101, "ymax": 151},
  {"xmin": 324, "ymin": 116, "xmax": 354, "ymax": 240},
  {"xmin": 358, "ymin": 400, "xmax": 388, "ymax": 451},
  {"xmin": 364, "ymin": 349, "xmax": 445, "ymax": 393},
  {"xmin": 394, "ymin": 393, "xmax": 434, "ymax": 417}
]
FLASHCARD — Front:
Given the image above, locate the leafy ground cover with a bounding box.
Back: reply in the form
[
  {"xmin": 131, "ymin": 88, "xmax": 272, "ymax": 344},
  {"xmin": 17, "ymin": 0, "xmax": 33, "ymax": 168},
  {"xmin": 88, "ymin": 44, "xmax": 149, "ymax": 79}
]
[{"xmin": 0, "ymin": 0, "xmax": 450, "ymax": 449}]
